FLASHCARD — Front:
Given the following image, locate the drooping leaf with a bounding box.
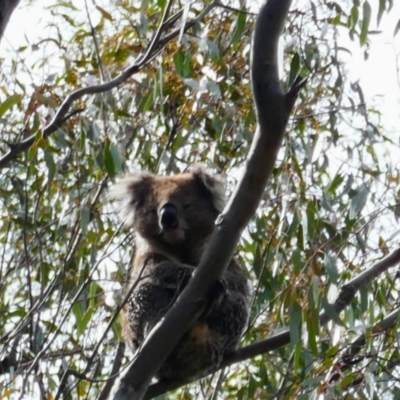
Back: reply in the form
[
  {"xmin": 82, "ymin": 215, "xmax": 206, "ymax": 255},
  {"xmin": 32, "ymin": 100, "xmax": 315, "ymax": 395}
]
[
  {"xmin": 0, "ymin": 94, "xmax": 22, "ymax": 118},
  {"xmin": 360, "ymin": 1, "xmax": 371, "ymax": 45},
  {"xmin": 231, "ymin": 10, "xmax": 247, "ymax": 45},
  {"xmin": 349, "ymin": 184, "xmax": 369, "ymax": 220}
]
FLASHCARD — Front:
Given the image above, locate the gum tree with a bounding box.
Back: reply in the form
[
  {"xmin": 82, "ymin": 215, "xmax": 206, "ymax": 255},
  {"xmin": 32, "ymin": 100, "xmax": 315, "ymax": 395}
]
[{"xmin": 0, "ymin": 0, "xmax": 399, "ymax": 399}]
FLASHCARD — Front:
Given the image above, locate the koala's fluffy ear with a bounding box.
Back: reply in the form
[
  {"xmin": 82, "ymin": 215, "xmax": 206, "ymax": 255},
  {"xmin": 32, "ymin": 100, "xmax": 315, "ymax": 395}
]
[
  {"xmin": 109, "ymin": 172, "xmax": 153, "ymax": 227},
  {"xmin": 191, "ymin": 166, "xmax": 226, "ymax": 213}
]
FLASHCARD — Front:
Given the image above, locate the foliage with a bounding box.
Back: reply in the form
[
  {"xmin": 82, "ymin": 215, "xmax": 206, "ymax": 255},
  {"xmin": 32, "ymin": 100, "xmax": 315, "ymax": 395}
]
[{"xmin": 0, "ymin": 0, "xmax": 399, "ymax": 399}]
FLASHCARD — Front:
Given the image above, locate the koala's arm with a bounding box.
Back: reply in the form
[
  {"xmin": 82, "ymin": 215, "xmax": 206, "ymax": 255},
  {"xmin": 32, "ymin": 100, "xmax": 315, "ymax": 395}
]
[
  {"xmin": 123, "ymin": 258, "xmax": 194, "ymax": 349},
  {"xmin": 149, "ymin": 259, "xmax": 248, "ymax": 301},
  {"xmin": 124, "ymin": 256, "xmax": 249, "ymax": 365},
  {"xmin": 148, "ymin": 259, "xmax": 249, "ymax": 305},
  {"xmin": 145, "ymin": 260, "xmax": 194, "ymax": 291},
  {"xmin": 131, "ymin": 253, "xmax": 194, "ymax": 289}
]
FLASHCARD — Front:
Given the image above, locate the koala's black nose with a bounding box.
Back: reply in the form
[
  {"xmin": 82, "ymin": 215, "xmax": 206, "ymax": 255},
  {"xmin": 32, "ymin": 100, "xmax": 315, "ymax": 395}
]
[{"xmin": 160, "ymin": 203, "xmax": 179, "ymax": 230}]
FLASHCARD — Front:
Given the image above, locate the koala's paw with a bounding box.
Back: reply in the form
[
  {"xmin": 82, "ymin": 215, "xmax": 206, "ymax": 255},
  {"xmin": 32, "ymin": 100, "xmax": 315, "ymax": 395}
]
[
  {"xmin": 211, "ymin": 279, "xmax": 226, "ymax": 299},
  {"xmin": 203, "ymin": 279, "xmax": 226, "ymax": 316}
]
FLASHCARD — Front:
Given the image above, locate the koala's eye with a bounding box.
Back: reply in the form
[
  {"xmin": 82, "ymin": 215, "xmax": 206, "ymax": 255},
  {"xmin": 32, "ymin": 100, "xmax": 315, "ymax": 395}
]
[{"xmin": 183, "ymin": 202, "xmax": 192, "ymax": 209}]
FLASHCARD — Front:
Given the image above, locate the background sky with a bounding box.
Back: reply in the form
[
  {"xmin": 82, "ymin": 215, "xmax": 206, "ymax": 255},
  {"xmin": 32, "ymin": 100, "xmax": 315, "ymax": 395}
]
[{"xmin": 1, "ymin": 0, "xmax": 399, "ymax": 133}]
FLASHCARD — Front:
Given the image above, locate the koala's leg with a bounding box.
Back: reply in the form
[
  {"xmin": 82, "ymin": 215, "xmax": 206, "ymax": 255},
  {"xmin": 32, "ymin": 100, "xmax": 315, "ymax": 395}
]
[
  {"xmin": 158, "ymin": 320, "xmax": 224, "ymax": 381},
  {"xmin": 205, "ymin": 268, "xmax": 250, "ymax": 353},
  {"xmin": 158, "ymin": 268, "xmax": 250, "ymax": 380}
]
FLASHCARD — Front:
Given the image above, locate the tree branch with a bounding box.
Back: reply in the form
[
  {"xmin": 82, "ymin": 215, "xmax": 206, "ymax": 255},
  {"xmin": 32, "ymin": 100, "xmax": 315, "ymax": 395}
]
[
  {"xmin": 327, "ymin": 307, "xmax": 400, "ymax": 384},
  {"xmin": 223, "ymin": 247, "xmax": 400, "ymax": 365},
  {"xmin": 111, "ymin": 0, "xmax": 296, "ymax": 399},
  {"xmin": 0, "ymin": 0, "xmax": 20, "ymax": 43},
  {"xmin": 99, "ymin": 343, "xmax": 126, "ymax": 400},
  {"xmin": 144, "ymin": 248, "xmax": 400, "ymax": 398}
]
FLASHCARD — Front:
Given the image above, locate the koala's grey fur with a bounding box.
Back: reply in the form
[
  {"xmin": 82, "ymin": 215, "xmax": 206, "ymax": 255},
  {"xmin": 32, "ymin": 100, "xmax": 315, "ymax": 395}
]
[{"xmin": 111, "ymin": 167, "xmax": 250, "ymax": 381}]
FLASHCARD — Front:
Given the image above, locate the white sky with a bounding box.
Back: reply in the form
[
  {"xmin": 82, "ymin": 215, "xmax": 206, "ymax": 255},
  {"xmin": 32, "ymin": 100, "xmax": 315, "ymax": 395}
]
[{"xmin": 344, "ymin": 2, "xmax": 400, "ymax": 131}]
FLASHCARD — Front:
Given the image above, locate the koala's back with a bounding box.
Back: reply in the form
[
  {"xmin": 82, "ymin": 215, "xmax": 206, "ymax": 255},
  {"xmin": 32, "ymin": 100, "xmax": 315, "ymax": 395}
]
[{"xmin": 112, "ymin": 167, "xmax": 250, "ymax": 381}]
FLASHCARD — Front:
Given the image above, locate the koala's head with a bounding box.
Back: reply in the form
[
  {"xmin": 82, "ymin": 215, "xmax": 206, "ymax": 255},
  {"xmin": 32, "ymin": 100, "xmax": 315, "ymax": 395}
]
[{"xmin": 111, "ymin": 166, "xmax": 226, "ymax": 261}]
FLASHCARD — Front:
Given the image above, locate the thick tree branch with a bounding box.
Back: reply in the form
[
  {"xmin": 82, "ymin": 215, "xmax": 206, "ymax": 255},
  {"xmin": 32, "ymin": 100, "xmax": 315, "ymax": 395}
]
[
  {"xmin": 144, "ymin": 248, "xmax": 400, "ymax": 398},
  {"xmin": 98, "ymin": 342, "xmax": 126, "ymax": 400},
  {"xmin": 327, "ymin": 306, "xmax": 400, "ymax": 384},
  {"xmin": 0, "ymin": 1, "xmax": 218, "ymax": 170},
  {"xmin": 223, "ymin": 247, "xmax": 400, "ymax": 365},
  {"xmin": 111, "ymin": 1, "xmax": 296, "ymax": 399},
  {"xmin": 0, "ymin": 0, "xmax": 20, "ymax": 43}
]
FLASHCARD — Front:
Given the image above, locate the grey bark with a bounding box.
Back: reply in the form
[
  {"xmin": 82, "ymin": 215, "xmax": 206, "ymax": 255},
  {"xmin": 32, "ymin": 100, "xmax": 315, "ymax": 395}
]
[{"xmin": 0, "ymin": 0, "xmax": 20, "ymax": 43}]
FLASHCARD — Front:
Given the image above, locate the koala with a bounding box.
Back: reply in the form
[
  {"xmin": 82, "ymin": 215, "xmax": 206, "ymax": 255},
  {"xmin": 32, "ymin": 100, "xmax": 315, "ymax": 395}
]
[{"xmin": 111, "ymin": 166, "xmax": 250, "ymax": 381}]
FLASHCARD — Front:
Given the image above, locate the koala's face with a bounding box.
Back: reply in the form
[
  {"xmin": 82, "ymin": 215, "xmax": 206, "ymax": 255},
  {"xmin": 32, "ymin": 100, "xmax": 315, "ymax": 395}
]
[{"xmin": 112, "ymin": 167, "xmax": 226, "ymax": 257}]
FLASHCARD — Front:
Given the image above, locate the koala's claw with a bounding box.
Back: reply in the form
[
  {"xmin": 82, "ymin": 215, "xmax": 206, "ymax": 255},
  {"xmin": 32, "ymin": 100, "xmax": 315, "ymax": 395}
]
[
  {"xmin": 200, "ymin": 279, "xmax": 226, "ymax": 317},
  {"xmin": 211, "ymin": 279, "xmax": 226, "ymax": 300}
]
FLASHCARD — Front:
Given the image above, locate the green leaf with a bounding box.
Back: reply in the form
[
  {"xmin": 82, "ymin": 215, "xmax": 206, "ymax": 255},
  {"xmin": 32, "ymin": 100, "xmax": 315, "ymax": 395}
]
[
  {"xmin": 27, "ymin": 130, "xmax": 43, "ymax": 163},
  {"xmin": 137, "ymin": 90, "xmax": 154, "ymax": 113},
  {"xmin": 286, "ymin": 211, "xmax": 299, "ymax": 238},
  {"xmin": 360, "ymin": 1, "xmax": 371, "ymax": 45},
  {"xmin": 81, "ymin": 206, "xmax": 91, "ymax": 234},
  {"xmin": 110, "ymin": 143, "xmax": 123, "ymax": 173},
  {"xmin": 173, "ymin": 50, "xmax": 192, "ymax": 78},
  {"xmin": 48, "ymin": 2, "xmax": 78, "ymax": 10},
  {"xmin": 79, "ymin": 305, "xmax": 95, "ymax": 336},
  {"xmin": 360, "ymin": 284, "xmax": 369, "ymax": 313},
  {"xmin": 377, "ymin": 0, "xmax": 385, "ymax": 26},
  {"xmin": 293, "ymin": 343, "xmax": 302, "ymax": 371},
  {"xmin": 61, "ymin": 13, "xmax": 76, "ymax": 27},
  {"xmin": 306, "ymin": 313, "xmax": 318, "ymax": 355},
  {"xmin": 348, "ymin": 4, "xmax": 359, "ymax": 30},
  {"xmin": 73, "ymin": 301, "xmax": 94, "ymax": 337},
  {"xmin": 89, "ymin": 281, "xmax": 99, "ymax": 308},
  {"xmin": 306, "ymin": 201, "xmax": 316, "ymax": 239},
  {"xmin": 96, "ymin": 5, "xmax": 113, "ymax": 21},
  {"xmin": 44, "ymin": 150, "xmax": 56, "ymax": 184},
  {"xmin": 326, "ymin": 173, "xmax": 344, "ymax": 195},
  {"xmin": 0, "ymin": 94, "xmax": 22, "ymax": 118},
  {"xmin": 231, "ymin": 10, "xmax": 247, "ymax": 45},
  {"xmin": 292, "ymin": 248, "xmax": 302, "ymax": 276},
  {"xmin": 308, "ymin": 280, "xmax": 320, "ymax": 331},
  {"xmin": 349, "ymin": 184, "xmax": 369, "ymax": 219},
  {"xmin": 290, "ymin": 301, "xmax": 302, "ymax": 344},
  {"xmin": 324, "ymin": 253, "xmax": 338, "ymax": 283},
  {"xmin": 103, "ymin": 140, "xmax": 116, "ymax": 177},
  {"xmin": 322, "ymin": 297, "xmax": 347, "ymax": 327},
  {"xmin": 72, "ymin": 303, "xmax": 82, "ymax": 332},
  {"xmin": 289, "ymin": 52, "xmax": 300, "ymax": 85},
  {"xmin": 173, "ymin": 50, "xmax": 185, "ymax": 77}
]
